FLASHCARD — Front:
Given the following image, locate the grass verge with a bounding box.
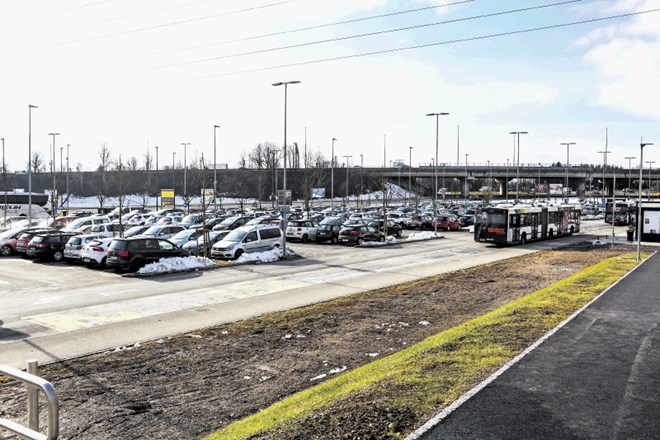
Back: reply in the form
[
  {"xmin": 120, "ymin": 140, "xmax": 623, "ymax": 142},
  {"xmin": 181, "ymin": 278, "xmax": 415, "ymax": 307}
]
[{"xmin": 203, "ymin": 253, "xmax": 644, "ymax": 440}]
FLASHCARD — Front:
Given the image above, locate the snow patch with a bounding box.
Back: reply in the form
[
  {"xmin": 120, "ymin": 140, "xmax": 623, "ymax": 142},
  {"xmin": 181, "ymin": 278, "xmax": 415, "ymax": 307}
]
[{"xmin": 138, "ymin": 256, "xmax": 215, "ymax": 274}]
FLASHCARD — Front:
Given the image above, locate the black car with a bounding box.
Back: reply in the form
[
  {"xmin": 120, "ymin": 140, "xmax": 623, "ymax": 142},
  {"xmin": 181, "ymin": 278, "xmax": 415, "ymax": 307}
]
[
  {"xmin": 367, "ymin": 219, "xmax": 403, "ymax": 238},
  {"xmin": 315, "ymin": 223, "xmax": 342, "ymax": 244},
  {"xmin": 25, "ymin": 231, "xmax": 80, "ymax": 261},
  {"xmin": 212, "ymin": 215, "xmax": 252, "ymax": 231},
  {"xmin": 338, "ymin": 225, "xmax": 385, "ymax": 245},
  {"xmin": 106, "ymin": 237, "xmax": 190, "ymax": 272}
]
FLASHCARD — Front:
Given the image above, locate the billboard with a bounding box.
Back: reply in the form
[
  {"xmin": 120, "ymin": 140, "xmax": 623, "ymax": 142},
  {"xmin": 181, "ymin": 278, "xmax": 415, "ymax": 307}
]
[
  {"xmin": 161, "ymin": 189, "xmax": 175, "ymax": 209},
  {"xmin": 549, "ymin": 184, "xmax": 563, "ymax": 196},
  {"xmin": 311, "ymin": 188, "xmax": 325, "ymax": 199}
]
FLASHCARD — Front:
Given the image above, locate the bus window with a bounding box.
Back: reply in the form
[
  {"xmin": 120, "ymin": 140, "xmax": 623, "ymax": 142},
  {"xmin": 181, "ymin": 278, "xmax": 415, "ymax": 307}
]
[{"xmin": 488, "ymin": 212, "xmax": 507, "ymax": 227}]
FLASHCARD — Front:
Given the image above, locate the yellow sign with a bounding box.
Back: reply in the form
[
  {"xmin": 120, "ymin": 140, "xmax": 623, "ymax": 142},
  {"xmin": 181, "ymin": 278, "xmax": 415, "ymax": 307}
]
[{"xmin": 161, "ymin": 189, "xmax": 175, "ymax": 209}]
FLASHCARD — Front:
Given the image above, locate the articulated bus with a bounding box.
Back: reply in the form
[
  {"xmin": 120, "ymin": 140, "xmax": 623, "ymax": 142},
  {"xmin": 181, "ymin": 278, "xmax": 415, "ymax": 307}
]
[{"xmin": 475, "ymin": 203, "xmax": 582, "ymax": 245}]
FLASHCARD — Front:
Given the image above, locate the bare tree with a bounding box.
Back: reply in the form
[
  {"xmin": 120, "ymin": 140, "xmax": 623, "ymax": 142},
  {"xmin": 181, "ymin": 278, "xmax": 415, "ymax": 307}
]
[
  {"xmin": 297, "ymin": 148, "xmax": 327, "ymax": 214},
  {"xmin": 128, "ymin": 156, "xmax": 139, "ymax": 171},
  {"xmin": 30, "ymin": 152, "xmax": 46, "ymax": 173}
]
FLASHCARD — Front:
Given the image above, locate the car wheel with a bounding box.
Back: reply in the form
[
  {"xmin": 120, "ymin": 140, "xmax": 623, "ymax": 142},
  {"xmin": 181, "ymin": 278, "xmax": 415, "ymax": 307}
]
[
  {"xmin": 379, "ymin": 235, "xmax": 385, "ymax": 242},
  {"xmin": 129, "ymin": 259, "xmax": 144, "ymax": 273},
  {"xmin": 570, "ymin": 226, "xmax": 575, "ymax": 235},
  {"xmin": 53, "ymin": 251, "xmax": 63, "ymax": 262},
  {"xmin": 302, "ymin": 234, "xmax": 309, "ymax": 243},
  {"xmin": 0, "ymin": 245, "xmax": 12, "ymax": 256},
  {"xmin": 357, "ymin": 238, "xmax": 364, "ymax": 246},
  {"xmin": 100, "ymin": 257, "xmax": 107, "ymax": 268},
  {"xmin": 234, "ymin": 249, "xmax": 244, "ymax": 260},
  {"xmin": 331, "ymin": 236, "xmax": 338, "ymax": 244}
]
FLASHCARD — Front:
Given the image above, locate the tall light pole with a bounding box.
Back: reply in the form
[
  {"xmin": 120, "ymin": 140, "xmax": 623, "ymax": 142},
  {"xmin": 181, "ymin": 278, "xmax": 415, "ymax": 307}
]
[
  {"xmin": 2, "ymin": 138, "xmax": 6, "ymax": 225},
  {"xmin": 66, "ymin": 144, "xmax": 70, "ymax": 212},
  {"xmin": 646, "ymin": 161, "xmax": 656, "ymax": 197},
  {"xmin": 155, "ymin": 146, "xmax": 159, "ymax": 209},
  {"xmin": 510, "ymin": 131, "xmax": 528, "ymax": 202},
  {"xmin": 638, "ymin": 140, "xmax": 654, "ymax": 260},
  {"xmin": 213, "ymin": 125, "xmax": 220, "ymax": 211},
  {"xmin": 597, "ymin": 149, "xmax": 611, "ymax": 197},
  {"xmin": 560, "ymin": 142, "xmax": 576, "ymax": 203},
  {"xmin": 360, "ymin": 154, "xmax": 364, "ymax": 208},
  {"xmin": 408, "ymin": 146, "xmax": 413, "ymax": 205},
  {"xmin": 331, "ymin": 137, "xmax": 337, "ymax": 209},
  {"xmin": 343, "ymin": 155, "xmax": 352, "ymax": 208},
  {"xmin": 465, "ymin": 153, "xmax": 469, "ymax": 206},
  {"xmin": 48, "ymin": 132, "xmax": 60, "ymax": 218},
  {"xmin": 28, "ymin": 105, "xmax": 37, "ymax": 223},
  {"xmin": 426, "ymin": 112, "xmax": 449, "ymax": 233},
  {"xmin": 181, "ymin": 142, "xmax": 190, "ymax": 210},
  {"xmin": 272, "ymin": 80, "xmax": 301, "ymax": 259},
  {"xmin": 624, "ymin": 156, "xmax": 636, "ymax": 195},
  {"xmin": 505, "ymin": 158, "xmax": 509, "ymax": 202}
]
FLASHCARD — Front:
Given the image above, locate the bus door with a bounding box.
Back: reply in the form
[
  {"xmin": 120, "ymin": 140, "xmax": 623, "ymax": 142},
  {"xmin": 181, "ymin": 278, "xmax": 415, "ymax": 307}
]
[
  {"xmin": 510, "ymin": 214, "xmax": 520, "ymax": 242},
  {"xmin": 531, "ymin": 213, "xmax": 539, "ymax": 240},
  {"xmin": 541, "ymin": 208, "xmax": 549, "ymax": 239}
]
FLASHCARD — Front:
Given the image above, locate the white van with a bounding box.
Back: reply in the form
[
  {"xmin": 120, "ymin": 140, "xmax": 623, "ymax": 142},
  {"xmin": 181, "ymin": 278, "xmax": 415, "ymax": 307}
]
[{"xmin": 210, "ymin": 225, "xmax": 283, "ymax": 260}]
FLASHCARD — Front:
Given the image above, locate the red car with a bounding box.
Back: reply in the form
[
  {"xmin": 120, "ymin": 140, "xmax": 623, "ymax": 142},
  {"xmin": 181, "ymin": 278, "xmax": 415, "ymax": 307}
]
[{"xmin": 432, "ymin": 215, "xmax": 461, "ymax": 231}]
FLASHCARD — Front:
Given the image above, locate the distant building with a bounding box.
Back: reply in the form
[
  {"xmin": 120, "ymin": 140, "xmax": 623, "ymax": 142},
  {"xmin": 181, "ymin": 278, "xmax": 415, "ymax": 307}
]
[{"xmin": 208, "ymin": 163, "xmax": 229, "ymax": 170}]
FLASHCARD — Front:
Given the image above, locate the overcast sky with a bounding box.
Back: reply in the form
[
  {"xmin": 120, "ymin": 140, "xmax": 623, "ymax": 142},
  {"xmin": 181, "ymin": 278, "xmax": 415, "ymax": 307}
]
[{"xmin": 1, "ymin": 0, "xmax": 659, "ymax": 173}]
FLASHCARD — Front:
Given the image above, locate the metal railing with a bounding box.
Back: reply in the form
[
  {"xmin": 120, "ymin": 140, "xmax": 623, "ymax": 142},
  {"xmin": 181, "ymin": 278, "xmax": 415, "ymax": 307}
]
[{"xmin": 0, "ymin": 360, "xmax": 59, "ymax": 440}]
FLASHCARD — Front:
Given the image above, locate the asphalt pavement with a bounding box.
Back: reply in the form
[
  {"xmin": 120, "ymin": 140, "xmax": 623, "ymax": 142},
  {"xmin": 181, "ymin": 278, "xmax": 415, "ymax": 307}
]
[{"xmin": 411, "ymin": 251, "xmax": 660, "ymax": 440}]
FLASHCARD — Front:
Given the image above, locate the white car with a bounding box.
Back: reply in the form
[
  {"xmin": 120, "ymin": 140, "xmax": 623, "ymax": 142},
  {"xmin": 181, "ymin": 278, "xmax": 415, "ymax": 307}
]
[
  {"xmin": 285, "ymin": 220, "xmax": 319, "ymax": 243},
  {"xmin": 80, "ymin": 237, "xmax": 114, "ymax": 267},
  {"xmin": 63, "ymin": 234, "xmax": 104, "ymax": 262}
]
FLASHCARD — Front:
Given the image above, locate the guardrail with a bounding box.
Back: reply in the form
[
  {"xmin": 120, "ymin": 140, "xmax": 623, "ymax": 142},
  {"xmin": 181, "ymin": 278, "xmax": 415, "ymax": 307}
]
[{"xmin": 0, "ymin": 360, "xmax": 59, "ymax": 440}]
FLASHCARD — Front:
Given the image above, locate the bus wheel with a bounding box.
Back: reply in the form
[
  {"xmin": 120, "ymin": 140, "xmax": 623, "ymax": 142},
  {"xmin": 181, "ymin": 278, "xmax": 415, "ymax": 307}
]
[
  {"xmin": 521, "ymin": 233, "xmax": 527, "ymax": 245},
  {"xmin": 548, "ymin": 229, "xmax": 554, "ymax": 238},
  {"xmin": 569, "ymin": 226, "xmax": 575, "ymax": 235}
]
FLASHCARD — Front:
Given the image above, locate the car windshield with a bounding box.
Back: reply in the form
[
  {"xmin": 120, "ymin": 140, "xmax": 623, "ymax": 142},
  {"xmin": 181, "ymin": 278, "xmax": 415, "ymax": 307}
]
[
  {"xmin": 224, "ymin": 230, "xmax": 247, "ymax": 242},
  {"xmin": 0, "ymin": 228, "xmax": 20, "ymax": 239},
  {"xmin": 181, "ymin": 215, "xmax": 197, "ymax": 223},
  {"xmin": 220, "ymin": 216, "xmax": 239, "ymax": 226},
  {"xmin": 143, "ymin": 226, "xmax": 161, "ymax": 236},
  {"xmin": 171, "ymin": 230, "xmax": 193, "ymax": 240}
]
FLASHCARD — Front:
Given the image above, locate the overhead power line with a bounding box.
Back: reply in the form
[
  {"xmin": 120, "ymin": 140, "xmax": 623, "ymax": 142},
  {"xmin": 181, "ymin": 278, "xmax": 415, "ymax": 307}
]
[
  {"xmin": 57, "ymin": 0, "xmax": 303, "ymax": 45},
  {"xmin": 180, "ymin": 8, "xmax": 660, "ymax": 82},
  {"xmin": 153, "ymin": 0, "xmax": 475, "ymax": 56},
  {"xmin": 142, "ymin": 0, "xmax": 580, "ymax": 71}
]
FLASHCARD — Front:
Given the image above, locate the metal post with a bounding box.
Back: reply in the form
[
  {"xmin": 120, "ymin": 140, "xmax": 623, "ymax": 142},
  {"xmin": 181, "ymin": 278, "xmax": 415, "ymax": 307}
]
[
  {"xmin": 2, "ymin": 138, "xmax": 6, "ymax": 225},
  {"xmin": 638, "ymin": 141, "xmax": 653, "ymax": 260},
  {"xmin": 465, "ymin": 153, "xmax": 469, "ymax": 205},
  {"xmin": 48, "ymin": 132, "xmax": 60, "ymax": 219},
  {"xmin": 155, "ymin": 146, "xmax": 159, "ymax": 209},
  {"xmin": 625, "ymin": 156, "xmax": 636, "ymax": 195},
  {"xmin": 561, "ymin": 142, "xmax": 576, "ymax": 203},
  {"xmin": 66, "ymin": 144, "xmax": 70, "ymax": 212},
  {"xmin": 426, "ymin": 112, "xmax": 449, "ymax": 234},
  {"xmin": 27, "ymin": 360, "xmax": 39, "ymax": 431},
  {"xmin": 272, "ymin": 80, "xmax": 301, "ymax": 259},
  {"xmin": 360, "ymin": 154, "xmax": 363, "ymax": 208},
  {"xmin": 181, "ymin": 143, "xmax": 190, "ymax": 209},
  {"xmin": 343, "ymin": 155, "xmax": 352, "ymax": 208},
  {"xmin": 510, "ymin": 131, "xmax": 528, "ymax": 202},
  {"xmin": 331, "ymin": 138, "xmax": 336, "ymax": 210},
  {"xmin": 612, "ymin": 171, "xmax": 616, "ymax": 247},
  {"xmin": 213, "ymin": 125, "xmax": 220, "ymax": 211},
  {"xmin": 408, "ymin": 146, "xmax": 413, "ymax": 206},
  {"xmin": 28, "ymin": 105, "xmax": 38, "ymax": 223}
]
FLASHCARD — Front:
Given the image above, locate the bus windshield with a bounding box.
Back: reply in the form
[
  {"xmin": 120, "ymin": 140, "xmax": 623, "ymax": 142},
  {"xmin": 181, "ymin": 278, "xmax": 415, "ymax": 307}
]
[{"xmin": 486, "ymin": 212, "xmax": 507, "ymax": 227}]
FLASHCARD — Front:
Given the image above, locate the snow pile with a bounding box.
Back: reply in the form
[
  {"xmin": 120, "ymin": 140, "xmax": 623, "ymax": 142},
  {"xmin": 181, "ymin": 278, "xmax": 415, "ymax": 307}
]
[
  {"xmin": 406, "ymin": 231, "xmax": 438, "ymax": 241},
  {"xmin": 237, "ymin": 248, "xmax": 282, "ymax": 263},
  {"xmin": 356, "ymin": 236, "xmax": 400, "ymax": 247},
  {"xmin": 138, "ymin": 256, "xmax": 215, "ymax": 274}
]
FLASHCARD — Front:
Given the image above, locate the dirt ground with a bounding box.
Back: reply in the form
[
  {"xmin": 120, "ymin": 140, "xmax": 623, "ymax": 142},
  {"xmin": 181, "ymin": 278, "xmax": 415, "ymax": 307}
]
[{"xmin": 0, "ymin": 243, "xmax": 635, "ymax": 439}]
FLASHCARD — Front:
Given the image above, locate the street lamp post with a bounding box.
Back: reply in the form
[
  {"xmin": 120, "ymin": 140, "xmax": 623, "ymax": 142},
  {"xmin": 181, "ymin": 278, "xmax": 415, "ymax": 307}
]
[
  {"xmin": 510, "ymin": 131, "xmax": 528, "ymax": 202},
  {"xmin": 638, "ymin": 141, "xmax": 654, "ymax": 260},
  {"xmin": 48, "ymin": 132, "xmax": 60, "ymax": 218},
  {"xmin": 343, "ymin": 155, "xmax": 352, "ymax": 208},
  {"xmin": 181, "ymin": 143, "xmax": 190, "ymax": 209},
  {"xmin": 331, "ymin": 137, "xmax": 337, "ymax": 210},
  {"xmin": 2, "ymin": 138, "xmax": 6, "ymax": 225},
  {"xmin": 28, "ymin": 105, "xmax": 37, "ymax": 223},
  {"xmin": 272, "ymin": 80, "xmax": 301, "ymax": 259},
  {"xmin": 409, "ymin": 146, "xmax": 413, "ymax": 205},
  {"xmin": 505, "ymin": 158, "xmax": 509, "ymax": 202},
  {"xmin": 624, "ymin": 156, "xmax": 636, "ymax": 195},
  {"xmin": 465, "ymin": 153, "xmax": 469, "ymax": 206},
  {"xmin": 426, "ymin": 112, "xmax": 449, "ymax": 235},
  {"xmin": 597, "ymin": 149, "xmax": 611, "ymax": 197},
  {"xmin": 646, "ymin": 161, "xmax": 656, "ymax": 197},
  {"xmin": 66, "ymin": 144, "xmax": 70, "ymax": 212},
  {"xmin": 155, "ymin": 146, "xmax": 159, "ymax": 209},
  {"xmin": 560, "ymin": 142, "xmax": 576, "ymax": 203},
  {"xmin": 359, "ymin": 154, "xmax": 364, "ymax": 208},
  {"xmin": 213, "ymin": 125, "xmax": 220, "ymax": 211}
]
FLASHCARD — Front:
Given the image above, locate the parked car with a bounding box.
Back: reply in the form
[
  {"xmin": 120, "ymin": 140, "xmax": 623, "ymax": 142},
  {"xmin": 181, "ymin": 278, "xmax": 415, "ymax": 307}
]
[
  {"xmin": 432, "ymin": 214, "xmax": 462, "ymax": 231},
  {"xmin": 211, "ymin": 215, "xmax": 252, "ymax": 231},
  {"xmin": 0, "ymin": 227, "xmax": 30, "ymax": 256},
  {"xmin": 245, "ymin": 216, "xmax": 278, "ymax": 226},
  {"xmin": 79, "ymin": 222, "xmax": 124, "ymax": 238},
  {"xmin": 338, "ymin": 225, "xmax": 385, "ymax": 245},
  {"xmin": 124, "ymin": 225, "xmax": 151, "ymax": 238},
  {"xmin": 210, "ymin": 225, "xmax": 283, "ymax": 260},
  {"xmin": 458, "ymin": 215, "xmax": 475, "ymax": 227},
  {"xmin": 14, "ymin": 228, "xmax": 58, "ymax": 255},
  {"xmin": 406, "ymin": 214, "xmax": 433, "ymax": 230},
  {"xmin": 138, "ymin": 225, "xmax": 185, "ymax": 240},
  {"xmin": 62, "ymin": 215, "xmax": 111, "ymax": 233},
  {"xmin": 106, "ymin": 237, "xmax": 190, "ymax": 272},
  {"xmin": 25, "ymin": 231, "xmax": 80, "ymax": 261},
  {"xmin": 285, "ymin": 220, "xmax": 319, "ymax": 242},
  {"xmin": 63, "ymin": 234, "xmax": 104, "ymax": 262},
  {"xmin": 367, "ymin": 219, "xmax": 403, "ymax": 238},
  {"xmin": 169, "ymin": 229, "xmax": 204, "ymax": 248},
  {"xmin": 126, "ymin": 213, "xmax": 151, "ymax": 226},
  {"xmin": 315, "ymin": 223, "xmax": 342, "ymax": 244},
  {"xmin": 182, "ymin": 230, "xmax": 230, "ymax": 256},
  {"xmin": 80, "ymin": 237, "xmax": 114, "ymax": 267}
]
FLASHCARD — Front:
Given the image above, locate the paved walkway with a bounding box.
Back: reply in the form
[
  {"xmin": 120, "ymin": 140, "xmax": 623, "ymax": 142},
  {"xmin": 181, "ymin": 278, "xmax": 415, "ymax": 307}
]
[{"xmin": 414, "ymin": 252, "xmax": 660, "ymax": 440}]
